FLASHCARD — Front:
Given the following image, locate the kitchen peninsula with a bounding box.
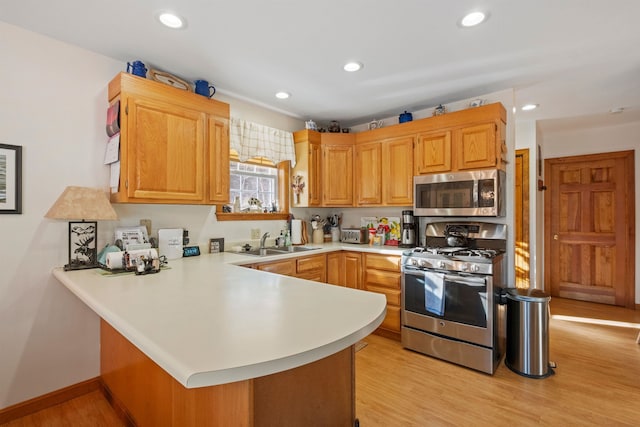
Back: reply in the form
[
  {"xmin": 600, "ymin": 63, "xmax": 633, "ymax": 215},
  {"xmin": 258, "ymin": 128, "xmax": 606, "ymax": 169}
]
[{"xmin": 53, "ymin": 251, "xmax": 386, "ymax": 426}]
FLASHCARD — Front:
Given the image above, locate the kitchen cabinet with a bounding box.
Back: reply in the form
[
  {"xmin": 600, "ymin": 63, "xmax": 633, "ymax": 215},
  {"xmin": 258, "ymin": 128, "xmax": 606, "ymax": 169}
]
[
  {"xmin": 362, "ymin": 253, "xmax": 402, "ymax": 340},
  {"xmin": 355, "ymin": 142, "xmax": 382, "ymax": 205},
  {"xmin": 414, "ymin": 104, "xmax": 506, "ymax": 174},
  {"xmin": 256, "ymin": 258, "xmax": 296, "ymax": 276},
  {"xmin": 322, "ymin": 134, "xmax": 355, "ymax": 206},
  {"xmin": 382, "ymin": 136, "xmax": 414, "ymax": 205},
  {"xmin": 291, "ymin": 130, "xmax": 322, "ymax": 207},
  {"xmin": 353, "ymin": 136, "xmax": 414, "ymax": 206},
  {"xmin": 107, "ymin": 72, "xmax": 230, "ymax": 204},
  {"xmin": 326, "ymin": 252, "xmax": 362, "ymax": 289}
]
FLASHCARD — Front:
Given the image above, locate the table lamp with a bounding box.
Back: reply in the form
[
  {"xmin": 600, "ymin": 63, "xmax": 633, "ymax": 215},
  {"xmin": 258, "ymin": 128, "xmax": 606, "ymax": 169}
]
[{"xmin": 45, "ymin": 186, "xmax": 118, "ymax": 271}]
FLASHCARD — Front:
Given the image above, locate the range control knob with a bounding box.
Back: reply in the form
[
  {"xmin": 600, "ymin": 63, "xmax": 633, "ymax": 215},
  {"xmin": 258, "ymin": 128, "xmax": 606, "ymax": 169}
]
[
  {"xmin": 470, "ymin": 264, "xmax": 480, "ymax": 273},
  {"xmin": 437, "ymin": 261, "xmax": 446, "ymax": 269},
  {"xmin": 418, "ymin": 259, "xmax": 429, "ymax": 268},
  {"xmin": 410, "ymin": 258, "xmax": 419, "ymax": 266},
  {"xmin": 460, "ymin": 263, "xmax": 470, "ymax": 272}
]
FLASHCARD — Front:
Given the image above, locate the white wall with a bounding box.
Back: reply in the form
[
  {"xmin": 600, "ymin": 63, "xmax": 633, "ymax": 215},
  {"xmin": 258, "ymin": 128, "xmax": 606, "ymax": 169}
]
[
  {"xmin": 0, "ymin": 22, "xmax": 302, "ymax": 409},
  {"xmin": 540, "ymin": 120, "xmax": 640, "ymax": 303}
]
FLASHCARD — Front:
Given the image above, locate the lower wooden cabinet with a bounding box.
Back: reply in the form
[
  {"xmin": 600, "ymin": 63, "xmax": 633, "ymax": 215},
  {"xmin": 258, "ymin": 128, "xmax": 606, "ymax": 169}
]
[
  {"xmin": 249, "ymin": 251, "xmax": 401, "ymax": 341},
  {"xmin": 326, "ymin": 252, "xmax": 362, "ymax": 289},
  {"xmin": 255, "ymin": 254, "xmax": 326, "ymax": 282},
  {"xmin": 363, "ymin": 253, "xmax": 402, "ymax": 340}
]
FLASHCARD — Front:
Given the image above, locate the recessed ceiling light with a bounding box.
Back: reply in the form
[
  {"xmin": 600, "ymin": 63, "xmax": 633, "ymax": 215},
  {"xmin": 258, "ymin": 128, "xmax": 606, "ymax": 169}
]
[
  {"xmin": 156, "ymin": 11, "xmax": 186, "ymax": 29},
  {"xmin": 609, "ymin": 107, "xmax": 624, "ymax": 114},
  {"xmin": 521, "ymin": 104, "xmax": 538, "ymax": 111},
  {"xmin": 460, "ymin": 11, "xmax": 486, "ymax": 27},
  {"xmin": 343, "ymin": 62, "xmax": 363, "ymax": 72},
  {"xmin": 275, "ymin": 91, "xmax": 290, "ymax": 99}
]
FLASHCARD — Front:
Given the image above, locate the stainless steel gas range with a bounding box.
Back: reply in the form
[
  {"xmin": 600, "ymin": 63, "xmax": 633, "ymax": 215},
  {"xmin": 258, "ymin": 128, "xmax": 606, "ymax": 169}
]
[{"xmin": 401, "ymin": 221, "xmax": 507, "ymax": 374}]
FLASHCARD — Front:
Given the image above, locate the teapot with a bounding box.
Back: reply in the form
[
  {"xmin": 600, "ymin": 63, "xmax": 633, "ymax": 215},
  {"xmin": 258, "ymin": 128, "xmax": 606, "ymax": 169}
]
[
  {"xmin": 399, "ymin": 111, "xmax": 413, "ymax": 123},
  {"xmin": 368, "ymin": 119, "xmax": 383, "ymax": 130}
]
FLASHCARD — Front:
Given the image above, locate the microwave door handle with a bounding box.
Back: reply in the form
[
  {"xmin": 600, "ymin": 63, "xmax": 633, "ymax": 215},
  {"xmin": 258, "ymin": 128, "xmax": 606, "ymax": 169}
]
[
  {"xmin": 473, "ymin": 180, "xmax": 479, "ymax": 206},
  {"xmin": 444, "ymin": 274, "xmax": 486, "ymax": 287}
]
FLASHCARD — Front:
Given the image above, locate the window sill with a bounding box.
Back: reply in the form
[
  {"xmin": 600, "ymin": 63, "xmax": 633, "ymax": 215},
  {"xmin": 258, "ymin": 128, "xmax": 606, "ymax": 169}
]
[{"xmin": 216, "ymin": 212, "xmax": 290, "ymax": 221}]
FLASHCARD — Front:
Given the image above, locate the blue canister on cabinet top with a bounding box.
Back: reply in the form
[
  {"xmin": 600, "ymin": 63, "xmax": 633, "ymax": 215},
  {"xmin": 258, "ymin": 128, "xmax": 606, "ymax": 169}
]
[
  {"xmin": 127, "ymin": 60, "xmax": 147, "ymax": 77},
  {"xmin": 399, "ymin": 110, "xmax": 413, "ymax": 123}
]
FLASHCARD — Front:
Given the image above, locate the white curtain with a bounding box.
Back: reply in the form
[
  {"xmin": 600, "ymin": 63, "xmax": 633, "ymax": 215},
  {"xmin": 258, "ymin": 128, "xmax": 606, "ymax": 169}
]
[{"xmin": 229, "ymin": 118, "xmax": 296, "ymax": 167}]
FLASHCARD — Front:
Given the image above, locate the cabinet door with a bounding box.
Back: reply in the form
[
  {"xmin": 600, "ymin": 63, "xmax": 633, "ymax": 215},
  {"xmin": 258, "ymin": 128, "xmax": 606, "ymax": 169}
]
[
  {"xmin": 343, "ymin": 252, "xmax": 362, "ymax": 289},
  {"xmin": 322, "ymin": 145, "xmax": 353, "ymax": 206},
  {"xmin": 382, "ymin": 136, "xmax": 414, "ymax": 205},
  {"xmin": 291, "ymin": 132, "xmax": 322, "ymax": 208},
  {"xmin": 355, "ymin": 142, "xmax": 382, "ymax": 205},
  {"xmin": 326, "ymin": 252, "xmax": 342, "ymax": 286},
  {"xmin": 208, "ymin": 115, "xmax": 230, "ymax": 203},
  {"xmin": 456, "ymin": 122, "xmax": 497, "ymax": 170},
  {"xmin": 415, "ymin": 130, "xmax": 452, "ymax": 174},
  {"xmin": 126, "ymin": 96, "xmax": 206, "ymax": 201}
]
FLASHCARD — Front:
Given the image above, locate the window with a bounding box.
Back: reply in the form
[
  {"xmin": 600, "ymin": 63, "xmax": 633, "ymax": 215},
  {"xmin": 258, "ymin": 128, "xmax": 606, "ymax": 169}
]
[{"xmin": 229, "ymin": 161, "xmax": 279, "ymax": 212}]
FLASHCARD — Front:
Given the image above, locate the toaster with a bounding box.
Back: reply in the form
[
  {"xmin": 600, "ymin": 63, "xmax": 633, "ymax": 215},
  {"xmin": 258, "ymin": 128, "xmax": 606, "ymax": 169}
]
[{"xmin": 340, "ymin": 228, "xmax": 368, "ymax": 244}]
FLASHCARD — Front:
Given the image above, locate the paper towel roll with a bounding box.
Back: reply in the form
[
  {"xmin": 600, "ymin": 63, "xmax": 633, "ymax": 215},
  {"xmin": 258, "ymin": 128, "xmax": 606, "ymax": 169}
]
[
  {"xmin": 106, "ymin": 251, "xmax": 125, "ymax": 270},
  {"xmin": 291, "ymin": 219, "xmax": 302, "ymax": 244}
]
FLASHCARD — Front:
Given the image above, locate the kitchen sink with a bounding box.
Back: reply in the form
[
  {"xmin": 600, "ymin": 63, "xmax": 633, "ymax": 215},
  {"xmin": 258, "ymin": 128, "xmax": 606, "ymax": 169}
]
[{"xmin": 240, "ymin": 246, "xmax": 320, "ymax": 257}]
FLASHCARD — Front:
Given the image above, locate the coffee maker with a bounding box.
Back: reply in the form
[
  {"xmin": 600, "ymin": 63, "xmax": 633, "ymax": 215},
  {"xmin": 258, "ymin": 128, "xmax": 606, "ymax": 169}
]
[{"xmin": 400, "ymin": 210, "xmax": 417, "ymax": 248}]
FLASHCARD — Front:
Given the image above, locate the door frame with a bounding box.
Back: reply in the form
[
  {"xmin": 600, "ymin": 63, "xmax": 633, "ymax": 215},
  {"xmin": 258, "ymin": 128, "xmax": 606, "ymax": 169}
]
[{"xmin": 515, "ymin": 149, "xmax": 530, "ymax": 288}]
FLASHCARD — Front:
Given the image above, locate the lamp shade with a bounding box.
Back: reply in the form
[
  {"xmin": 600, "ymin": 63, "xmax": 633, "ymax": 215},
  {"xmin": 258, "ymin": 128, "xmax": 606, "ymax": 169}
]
[{"xmin": 45, "ymin": 186, "xmax": 118, "ymax": 221}]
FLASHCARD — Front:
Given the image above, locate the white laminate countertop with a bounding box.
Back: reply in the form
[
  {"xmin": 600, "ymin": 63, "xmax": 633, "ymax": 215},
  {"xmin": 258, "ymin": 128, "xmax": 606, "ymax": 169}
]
[{"xmin": 53, "ymin": 243, "xmax": 397, "ymax": 388}]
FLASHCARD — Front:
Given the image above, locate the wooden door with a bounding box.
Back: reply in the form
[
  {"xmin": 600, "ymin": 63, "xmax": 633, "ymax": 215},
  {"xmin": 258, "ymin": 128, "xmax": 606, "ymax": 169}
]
[
  {"xmin": 455, "ymin": 122, "xmax": 497, "ymax": 170},
  {"xmin": 383, "ymin": 136, "xmax": 414, "ymax": 205},
  {"xmin": 355, "ymin": 142, "xmax": 382, "ymax": 205},
  {"xmin": 127, "ymin": 95, "xmax": 205, "ymax": 202},
  {"xmin": 545, "ymin": 150, "xmax": 635, "ymax": 307},
  {"xmin": 322, "ymin": 145, "xmax": 353, "ymax": 206},
  {"xmin": 515, "ymin": 149, "xmax": 530, "ymax": 288},
  {"xmin": 414, "ymin": 130, "xmax": 452, "ymax": 174}
]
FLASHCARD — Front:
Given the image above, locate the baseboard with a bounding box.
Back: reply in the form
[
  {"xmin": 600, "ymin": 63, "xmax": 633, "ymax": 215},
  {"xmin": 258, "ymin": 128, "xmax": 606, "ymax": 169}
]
[{"xmin": 0, "ymin": 377, "xmax": 102, "ymax": 424}]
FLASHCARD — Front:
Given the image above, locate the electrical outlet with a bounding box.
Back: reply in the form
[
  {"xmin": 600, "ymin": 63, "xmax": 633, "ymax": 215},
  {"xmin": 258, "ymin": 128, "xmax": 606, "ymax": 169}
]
[{"xmin": 251, "ymin": 228, "xmax": 261, "ymax": 239}]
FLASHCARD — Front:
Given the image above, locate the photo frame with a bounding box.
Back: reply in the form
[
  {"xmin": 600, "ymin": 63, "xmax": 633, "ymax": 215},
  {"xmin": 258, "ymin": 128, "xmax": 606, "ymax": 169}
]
[
  {"xmin": 0, "ymin": 144, "xmax": 23, "ymax": 214},
  {"xmin": 67, "ymin": 221, "xmax": 98, "ymax": 270},
  {"xmin": 209, "ymin": 237, "xmax": 225, "ymax": 253}
]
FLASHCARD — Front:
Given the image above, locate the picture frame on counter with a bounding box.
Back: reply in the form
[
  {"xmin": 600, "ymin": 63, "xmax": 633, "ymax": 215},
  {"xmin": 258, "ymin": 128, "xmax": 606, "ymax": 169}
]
[
  {"xmin": 68, "ymin": 221, "xmax": 98, "ymax": 270},
  {"xmin": 209, "ymin": 237, "xmax": 225, "ymax": 253},
  {"xmin": 0, "ymin": 144, "xmax": 22, "ymax": 214}
]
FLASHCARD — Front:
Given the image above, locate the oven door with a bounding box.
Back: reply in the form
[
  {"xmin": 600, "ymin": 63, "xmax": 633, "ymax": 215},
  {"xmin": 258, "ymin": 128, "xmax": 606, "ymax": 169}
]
[{"xmin": 402, "ymin": 267, "xmax": 493, "ymax": 347}]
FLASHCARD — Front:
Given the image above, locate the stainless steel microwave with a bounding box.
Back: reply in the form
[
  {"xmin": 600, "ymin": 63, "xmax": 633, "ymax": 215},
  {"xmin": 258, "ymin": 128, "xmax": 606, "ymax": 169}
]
[{"xmin": 413, "ymin": 169, "xmax": 506, "ymax": 217}]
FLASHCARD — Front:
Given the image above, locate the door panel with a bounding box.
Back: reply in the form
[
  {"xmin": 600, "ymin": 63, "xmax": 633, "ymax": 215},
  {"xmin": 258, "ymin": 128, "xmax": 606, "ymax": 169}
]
[
  {"xmin": 515, "ymin": 149, "xmax": 530, "ymax": 289},
  {"xmin": 545, "ymin": 151, "xmax": 635, "ymax": 307}
]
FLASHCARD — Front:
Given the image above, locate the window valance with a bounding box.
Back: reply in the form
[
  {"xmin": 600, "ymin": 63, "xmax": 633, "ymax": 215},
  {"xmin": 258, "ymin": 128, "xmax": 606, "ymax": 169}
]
[{"xmin": 229, "ymin": 118, "xmax": 296, "ymax": 167}]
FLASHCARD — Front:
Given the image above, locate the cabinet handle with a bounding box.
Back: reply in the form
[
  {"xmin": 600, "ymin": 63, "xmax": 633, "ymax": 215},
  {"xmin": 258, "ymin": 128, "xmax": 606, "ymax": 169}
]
[{"xmin": 553, "ymin": 234, "xmax": 558, "ymax": 240}]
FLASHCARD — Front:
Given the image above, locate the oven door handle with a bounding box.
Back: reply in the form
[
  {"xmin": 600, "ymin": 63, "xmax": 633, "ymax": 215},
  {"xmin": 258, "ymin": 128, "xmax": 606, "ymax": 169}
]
[{"xmin": 443, "ymin": 274, "xmax": 486, "ymax": 287}]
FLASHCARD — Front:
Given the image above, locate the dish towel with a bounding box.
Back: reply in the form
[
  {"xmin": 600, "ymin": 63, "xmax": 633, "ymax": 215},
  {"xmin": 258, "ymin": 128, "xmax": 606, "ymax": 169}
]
[{"xmin": 424, "ymin": 271, "xmax": 446, "ymax": 316}]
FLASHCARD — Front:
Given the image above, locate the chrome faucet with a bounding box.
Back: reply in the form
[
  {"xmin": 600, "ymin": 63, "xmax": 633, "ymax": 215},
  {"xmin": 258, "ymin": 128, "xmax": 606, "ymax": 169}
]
[{"xmin": 259, "ymin": 232, "xmax": 270, "ymax": 255}]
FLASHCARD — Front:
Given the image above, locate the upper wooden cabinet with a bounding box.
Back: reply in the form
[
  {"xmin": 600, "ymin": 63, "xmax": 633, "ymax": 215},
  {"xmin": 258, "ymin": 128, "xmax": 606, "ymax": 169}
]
[
  {"xmin": 382, "ymin": 136, "xmax": 414, "ymax": 205},
  {"xmin": 108, "ymin": 72, "xmax": 230, "ymax": 204},
  {"xmin": 292, "ymin": 131, "xmax": 354, "ymax": 207},
  {"xmin": 415, "ymin": 130, "xmax": 452, "ymax": 174},
  {"xmin": 355, "ymin": 142, "xmax": 382, "ymax": 205}
]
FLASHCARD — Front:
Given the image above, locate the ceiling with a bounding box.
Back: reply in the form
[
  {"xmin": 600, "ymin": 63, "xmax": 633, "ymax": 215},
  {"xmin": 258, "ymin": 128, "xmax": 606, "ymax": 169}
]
[{"xmin": 3, "ymin": 0, "xmax": 639, "ymax": 129}]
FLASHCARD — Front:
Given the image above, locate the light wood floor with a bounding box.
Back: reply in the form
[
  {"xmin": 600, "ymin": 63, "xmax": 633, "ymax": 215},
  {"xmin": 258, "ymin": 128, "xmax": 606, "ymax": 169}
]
[{"xmin": 3, "ymin": 298, "xmax": 639, "ymax": 426}]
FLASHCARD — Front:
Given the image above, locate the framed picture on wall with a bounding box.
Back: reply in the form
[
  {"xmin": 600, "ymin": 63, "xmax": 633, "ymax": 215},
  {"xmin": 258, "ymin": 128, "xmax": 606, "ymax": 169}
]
[
  {"xmin": 0, "ymin": 144, "xmax": 23, "ymax": 214},
  {"xmin": 209, "ymin": 238, "xmax": 225, "ymax": 253}
]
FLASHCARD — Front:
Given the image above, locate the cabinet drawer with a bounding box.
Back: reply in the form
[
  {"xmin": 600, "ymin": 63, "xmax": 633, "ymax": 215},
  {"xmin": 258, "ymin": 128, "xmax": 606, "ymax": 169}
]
[
  {"xmin": 364, "ymin": 286, "xmax": 401, "ymax": 306},
  {"xmin": 296, "ymin": 254, "xmax": 326, "ymax": 273},
  {"xmin": 257, "ymin": 259, "xmax": 295, "ymax": 276},
  {"xmin": 364, "ymin": 269, "xmax": 401, "ymax": 290},
  {"xmin": 364, "ymin": 253, "xmax": 401, "ymax": 271}
]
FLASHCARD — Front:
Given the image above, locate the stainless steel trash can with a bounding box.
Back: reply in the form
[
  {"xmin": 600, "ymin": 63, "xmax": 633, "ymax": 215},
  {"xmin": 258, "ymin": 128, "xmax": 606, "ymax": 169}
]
[{"xmin": 505, "ymin": 288, "xmax": 554, "ymax": 378}]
